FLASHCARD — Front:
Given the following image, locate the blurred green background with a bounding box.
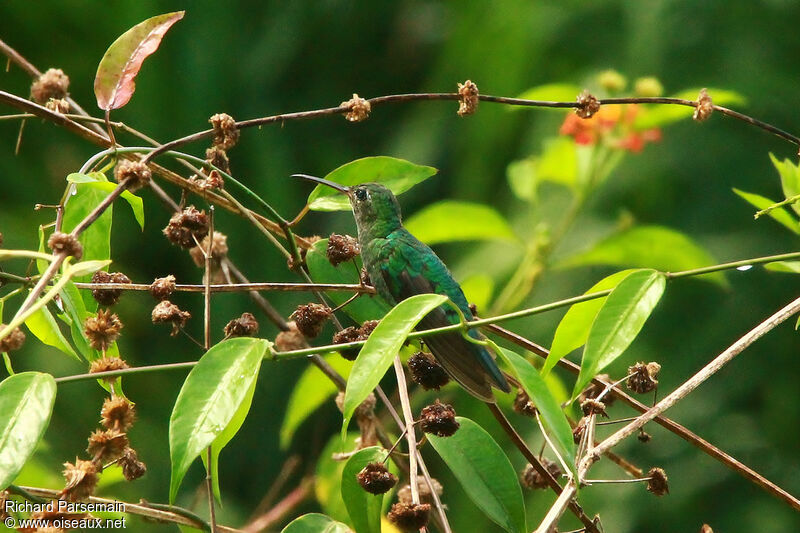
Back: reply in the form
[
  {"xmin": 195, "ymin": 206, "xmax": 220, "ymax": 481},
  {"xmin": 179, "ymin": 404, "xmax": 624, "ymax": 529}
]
[{"xmin": 1, "ymin": 1, "xmax": 799, "ymax": 532}]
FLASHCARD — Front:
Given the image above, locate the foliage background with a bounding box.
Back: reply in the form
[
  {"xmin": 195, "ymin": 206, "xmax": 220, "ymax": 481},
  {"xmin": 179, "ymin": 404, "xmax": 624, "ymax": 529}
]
[{"xmin": 1, "ymin": 1, "xmax": 799, "ymax": 531}]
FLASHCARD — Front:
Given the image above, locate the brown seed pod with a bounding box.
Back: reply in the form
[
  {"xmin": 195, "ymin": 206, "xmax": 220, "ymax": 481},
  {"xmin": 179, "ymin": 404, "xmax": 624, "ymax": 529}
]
[
  {"xmin": 627, "ymin": 362, "xmax": 661, "ymax": 394},
  {"xmin": 408, "ymin": 352, "xmax": 450, "ymax": 390},
  {"xmin": 580, "ymin": 398, "xmax": 609, "ymax": 418},
  {"xmin": 59, "ymin": 459, "xmax": 98, "ymax": 501},
  {"xmin": 357, "ymin": 462, "xmax": 398, "ymax": 494},
  {"xmin": 457, "ymin": 79, "xmax": 479, "ymax": 116},
  {"xmin": 90, "ymin": 270, "xmax": 131, "ymax": 306},
  {"xmin": 89, "ymin": 356, "xmax": 129, "ymax": 378},
  {"xmin": 646, "ymin": 467, "xmax": 669, "ymax": 496},
  {"xmin": 638, "ymin": 430, "xmax": 652, "ymax": 443},
  {"xmin": 101, "ymin": 396, "xmax": 136, "ymax": 432},
  {"xmin": 224, "ymin": 312, "xmax": 259, "ymax": 338},
  {"xmin": 205, "ymin": 146, "xmax": 230, "ymax": 174},
  {"xmin": 332, "ymin": 326, "xmax": 362, "ymax": 361},
  {"xmin": 419, "ymin": 400, "xmax": 459, "ymax": 437},
  {"xmin": 512, "ymin": 389, "xmax": 537, "ymax": 417},
  {"xmin": 149, "ymin": 275, "xmax": 176, "ymax": 301},
  {"xmin": 84, "ymin": 311, "xmax": 123, "ymax": 352},
  {"xmin": 151, "ymin": 300, "xmax": 191, "ymax": 336},
  {"xmin": 359, "ymin": 320, "xmax": 379, "ymax": 337},
  {"xmin": 189, "ymin": 231, "xmax": 229, "ymax": 268},
  {"xmin": 47, "ymin": 231, "xmax": 83, "ymax": 259},
  {"xmin": 326, "ymin": 234, "xmax": 360, "ymax": 266},
  {"xmin": 397, "ymin": 478, "xmax": 443, "ymax": 504},
  {"xmin": 163, "ymin": 206, "xmax": 209, "ymax": 249},
  {"xmin": 291, "ymin": 303, "xmax": 332, "ymax": 338},
  {"xmin": 87, "ymin": 429, "xmax": 129, "ymax": 463},
  {"xmin": 113, "ymin": 159, "xmax": 152, "ymax": 191},
  {"xmin": 576, "ymin": 90, "xmax": 600, "ymax": 119},
  {"xmin": 274, "ymin": 321, "xmax": 306, "ymax": 352},
  {"xmin": 46, "ymin": 97, "xmax": 70, "ymax": 113},
  {"xmin": 341, "ymin": 94, "xmax": 371, "ymax": 122},
  {"xmin": 521, "ymin": 458, "xmax": 562, "ymax": 490},
  {"xmin": 693, "ymin": 88, "xmax": 713, "ymax": 122},
  {"xmin": 30, "ymin": 68, "xmax": 70, "ymax": 104},
  {"xmin": 209, "ymin": 113, "xmax": 239, "ymax": 149},
  {"xmin": 0, "ymin": 324, "xmax": 26, "ymax": 353},
  {"xmin": 387, "ymin": 502, "xmax": 430, "ymax": 532},
  {"xmin": 119, "ymin": 447, "xmax": 147, "ymax": 481}
]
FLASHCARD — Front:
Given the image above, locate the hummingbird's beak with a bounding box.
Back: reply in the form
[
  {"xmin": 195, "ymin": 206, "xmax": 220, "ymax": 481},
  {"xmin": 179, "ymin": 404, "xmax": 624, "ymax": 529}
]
[{"xmin": 291, "ymin": 174, "xmax": 350, "ymax": 194}]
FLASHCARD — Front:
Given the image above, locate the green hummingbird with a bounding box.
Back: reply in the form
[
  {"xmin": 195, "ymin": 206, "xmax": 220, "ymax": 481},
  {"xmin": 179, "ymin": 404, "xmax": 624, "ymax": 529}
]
[{"xmin": 294, "ymin": 175, "xmax": 511, "ymax": 402}]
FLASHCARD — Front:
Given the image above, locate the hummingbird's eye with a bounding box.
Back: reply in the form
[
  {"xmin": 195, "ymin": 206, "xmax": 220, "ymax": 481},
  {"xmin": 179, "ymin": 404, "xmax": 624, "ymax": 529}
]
[{"xmin": 354, "ymin": 188, "xmax": 368, "ymax": 201}]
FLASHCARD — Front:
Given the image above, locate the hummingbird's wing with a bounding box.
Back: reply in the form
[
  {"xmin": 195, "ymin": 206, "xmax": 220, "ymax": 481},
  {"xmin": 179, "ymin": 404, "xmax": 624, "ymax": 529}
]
[{"xmin": 376, "ymin": 232, "xmax": 511, "ymax": 402}]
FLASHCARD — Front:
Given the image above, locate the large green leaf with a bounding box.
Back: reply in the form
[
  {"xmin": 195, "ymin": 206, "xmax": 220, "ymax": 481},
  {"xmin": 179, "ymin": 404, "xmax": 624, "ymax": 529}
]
[
  {"xmin": 770, "ymin": 154, "xmax": 800, "ymax": 216},
  {"xmin": 67, "ymin": 173, "xmax": 145, "ymax": 229},
  {"xmin": 280, "ymin": 356, "xmax": 352, "ymax": 449},
  {"xmin": 24, "ymin": 305, "xmax": 81, "ymax": 361},
  {"xmin": 573, "ymin": 269, "xmax": 666, "ymax": 398},
  {"xmin": 733, "ymin": 188, "xmax": 800, "ymax": 235},
  {"xmin": 305, "ymin": 239, "xmax": 390, "ymax": 324},
  {"xmin": 428, "ymin": 417, "xmax": 526, "ymax": 533},
  {"xmin": 557, "ymin": 225, "xmax": 725, "ymax": 286},
  {"xmin": 169, "ymin": 338, "xmax": 268, "ymax": 502},
  {"xmin": 281, "ymin": 514, "xmax": 351, "ymax": 533},
  {"xmin": 543, "ymin": 270, "xmax": 636, "ymax": 376},
  {"xmin": 307, "ymin": 156, "xmax": 437, "ymax": 211},
  {"xmin": 341, "ymin": 294, "xmax": 447, "ymax": 437},
  {"xmin": 634, "ymin": 88, "xmax": 745, "ymax": 129},
  {"xmin": 0, "ymin": 372, "xmax": 57, "ymax": 490},
  {"xmin": 404, "ymin": 201, "xmax": 518, "ymax": 245},
  {"xmin": 496, "ymin": 348, "xmax": 575, "ymax": 467},
  {"xmin": 341, "ymin": 447, "xmax": 386, "ymax": 533}
]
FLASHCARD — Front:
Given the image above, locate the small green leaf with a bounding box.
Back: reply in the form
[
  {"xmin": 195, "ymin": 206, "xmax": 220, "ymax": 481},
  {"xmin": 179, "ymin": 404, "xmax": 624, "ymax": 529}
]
[
  {"xmin": 543, "ymin": 270, "xmax": 636, "ymax": 376},
  {"xmin": 308, "ymin": 157, "xmax": 437, "ymax": 211},
  {"xmin": 306, "ymin": 239, "xmax": 390, "ymax": 324},
  {"xmin": 281, "ymin": 356, "xmax": 352, "ymax": 449},
  {"xmin": 573, "ymin": 269, "xmax": 666, "ymax": 398},
  {"xmin": 0, "ymin": 372, "xmax": 57, "ymax": 490},
  {"xmin": 24, "ymin": 305, "xmax": 80, "ymax": 361},
  {"xmin": 68, "ymin": 174, "xmax": 145, "ymax": 229},
  {"xmin": 428, "ymin": 417, "xmax": 526, "ymax": 533},
  {"xmin": 281, "ymin": 514, "xmax": 351, "ymax": 533},
  {"xmin": 36, "ymin": 226, "xmax": 48, "ymax": 275},
  {"xmin": 67, "ymin": 259, "xmax": 112, "ymax": 278},
  {"xmin": 770, "ymin": 153, "xmax": 800, "ymax": 216},
  {"xmin": 515, "ymin": 84, "xmax": 582, "ymax": 106},
  {"xmin": 634, "ymin": 88, "xmax": 746, "ymax": 129},
  {"xmin": 733, "ymin": 188, "xmax": 800, "ymax": 235},
  {"xmin": 404, "ymin": 201, "xmax": 517, "ymax": 245},
  {"xmin": 496, "ymin": 348, "xmax": 575, "ymax": 467},
  {"xmin": 169, "ymin": 338, "xmax": 268, "ymax": 503},
  {"xmin": 764, "ymin": 261, "xmax": 800, "ymax": 274},
  {"xmin": 94, "ymin": 11, "xmax": 185, "ymax": 110},
  {"xmin": 341, "ymin": 447, "xmax": 386, "ymax": 533},
  {"xmin": 557, "ymin": 225, "xmax": 726, "ymax": 286},
  {"xmin": 342, "ymin": 294, "xmax": 448, "ymax": 437},
  {"xmin": 57, "ymin": 281, "xmax": 94, "ymax": 360}
]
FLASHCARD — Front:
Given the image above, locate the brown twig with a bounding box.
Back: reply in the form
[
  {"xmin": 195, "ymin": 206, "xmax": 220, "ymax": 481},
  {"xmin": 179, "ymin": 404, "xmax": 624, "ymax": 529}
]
[{"xmin": 242, "ymin": 478, "xmax": 312, "ymax": 533}]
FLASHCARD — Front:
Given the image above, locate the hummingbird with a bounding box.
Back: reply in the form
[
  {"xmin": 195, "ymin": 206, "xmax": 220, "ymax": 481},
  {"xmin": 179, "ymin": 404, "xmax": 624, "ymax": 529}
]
[{"xmin": 293, "ymin": 175, "xmax": 511, "ymax": 402}]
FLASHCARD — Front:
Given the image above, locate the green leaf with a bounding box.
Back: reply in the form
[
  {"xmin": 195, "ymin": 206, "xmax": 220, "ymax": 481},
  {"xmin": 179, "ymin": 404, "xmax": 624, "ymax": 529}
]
[
  {"xmin": 573, "ymin": 269, "xmax": 666, "ymax": 398},
  {"xmin": 36, "ymin": 225, "xmax": 48, "ymax": 275},
  {"xmin": 507, "ymin": 138, "xmax": 581, "ymax": 200},
  {"xmin": 557, "ymin": 225, "xmax": 726, "ymax": 286},
  {"xmin": 306, "ymin": 239, "xmax": 390, "ymax": 324},
  {"xmin": 308, "ymin": 156, "xmax": 437, "ymax": 211},
  {"xmin": 404, "ymin": 201, "xmax": 517, "ymax": 245},
  {"xmin": 733, "ymin": 188, "xmax": 800, "ymax": 235},
  {"xmin": 67, "ymin": 259, "xmax": 112, "ymax": 278},
  {"xmin": 634, "ymin": 88, "xmax": 746, "ymax": 129},
  {"xmin": 515, "ymin": 83, "xmax": 582, "ymax": 106},
  {"xmin": 341, "ymin": 294, "xmax": 448, "ymax": 437},
  {"xmin": 94, "ymin": 11, "xmax": 185, "ymax": 110},
  {"xmin": 68, "ymin": 173, "xmax": 145, "ymax": 229},
  {"xmin": 169, "ymin": 337, "xmax": 268, "ymax": 503},
  {"xmin": 281, "ymin": 356, "xmax": 352, "ymax": 449},
  {"xmin": 315, "ymin": 433, "xmax": 359, "ymax": 523},
  {"xmin": 770, "ymin": 153, "xmax": 800, "ymax": 216},
  {"xmin": 496, "ymin": 348, "xmax": 575, "ymax": 467},
  {"xmin": 24, "ymin": 305, "xmax": 80, "ymax": 361},
  {"xmin": 57, "ymin": 280, "xmax": 94, "ymax": 360},
  {"xmin": 764, "ymin": 261, "xmax": 800, "ymax": 274},
  {"xmin": 281, "ymin": 514, "xmax": 351, "ymax": 533},
  {"xmin": 460, "ymin": 274, "xmax": 495, "ymax": 314},
  {"xmin": 428, "ymin": 417, "xmax": 526, "ymax": 533},
  {"xmin": 543, "ymin": 270, "xmax": 636, "ymax": 376},
  {"xmin": 341, "ymin": 447, "xmax": 386, "ymax": 533},
  {"xmin": 0, "ymin": 372, "xmax": 57, "ymax": 490}
]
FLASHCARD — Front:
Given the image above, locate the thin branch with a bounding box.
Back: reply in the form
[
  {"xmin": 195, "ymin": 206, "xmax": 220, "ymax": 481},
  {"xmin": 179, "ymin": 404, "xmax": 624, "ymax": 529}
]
[
  {"xmin": 72, "ymin": 281, "xmax": 371, "ymax": 293},
  {"xmin": 393, "ymin": 356, "xmax": 420, "ymax": 505},
  {"xmin": 242, "ymin": 479, "xmax": 312, "ymax": 533}
]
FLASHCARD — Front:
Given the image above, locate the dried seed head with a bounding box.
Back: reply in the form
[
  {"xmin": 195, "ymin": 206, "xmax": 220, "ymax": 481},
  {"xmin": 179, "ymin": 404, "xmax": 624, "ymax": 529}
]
[
  {"xmin": 359, "ymin": 320, "xmax": 379, "ymax": 337},
  {"xmin": 205, "ymin": 146, "xmax": 231, "ymax": 174},
  {"xmin": 113, "ymin": 159, "xmax": 152, "ymax": 191},
  {"xmin": 693, "ymin": 88, "xmax": 713, "ymax": 122},
  {"xmin": 326, "ymin": 234, "xmax": 360, "ymax": 266},
  {"xmin": 579, "ymin": 374, "xmax": 616, "ymax": 407},
  {"xmin": 627, "ymin": 361, "xmax": 660, "ymax": 394},
  {"xmin": 87, "ymin": 429, "xmax": 129, "ymax": 463},
  {"xmin": 84, "ymin": 310, "xmax": 123, "ymax": 352},
  {"xmin": 512, "ymin": 389, "xmax": 537, "ymax": 417},
  {"xmin": 46, "ymin": 97, "xmax": 70, "ymax": 113},
  {"xmin": 90, "ymin": 270, "xmax": 131, "ymax": 306},
  {"xmin": 638, "ymin": 430, "xmax": 652, "ymax": 443},
  {"xmin": 30, "ymin": 68, "xmax": 70, "ymax": 104},
  {"xmin": 521, "ymin": 458, "xmax": 562, "ymax": 490},
  {"xmin": 646, "ymin": 467, "xmax": 669, "ymax": 496},
  {"xmin": 190, "ymin": 231, "xmax": 229, "ymax": 268},
  {"xmin": 101, "ymin": 396, "xmax": 136, "ymax": 431},
  {"xmin": 573, "ymin": 416, "xmax": 588, "ymax": 444},
  {"xmin": 341, "ymin": 93, "xmax": 371, "ymax": 122},
  {"xmin": 209, "ymin": 113, "xmax": 239, "ymax": 149},
  {"xmin": 163, "ymin": 206, "xmax": 209, "ymax": 249},
  {"xmin": 290, "ymin": 303, "xmax": 332, "ymax": 338},
  {"xmin": 119, "ymin": 447, "xmax": 147, "ymax": 481},
  {"xmin": 388, "ymin": 502, "xmax": 430, "ymax": 532},
  {"xmin": 224, "ymin": 312, "xmax": 259, "ymax": 338},
  {"xmin": 60, "ymin": 459, "xmax": 98, "ymax": 501},
  {"xmin": 419, "ymin": 400, "xmax": 459, "ymax": 437},
  {"xmin": 149, "ymin": 275, "xmax": 176, "ymax": 301},
  {"xmin": 89, "ymin": 356, "xmax": 129, "ymax": 379},
  {"xmin": 397, "ymin": 478, "xmax": 443, "ymax": 504},
  {"xmin": 634, "ymin": 77, "xmax": 664, "ymax": 97},
  {"xmin": 598, "ymin": 69, "xmax": 627, "ymax": 93},
  {"xmin": 0, "ymin": 324, "xmax": 26, "ymax": 352},
  {"xmin": 357, "ymin": 462, "xmax": 398, "ymax": 494},
  {"xmin": 47, "ymin": 231, "xmax": 83, "ymax": 259},
  {"xmin": 576, "ymin": 90, "xmax": 601, "ymax": 119},
  {"xmin": 581, "ymin": 398, "xmax": 609, "ymax": 418},
  {"xmin": 274, "ymin": 321, "xmax": 306, "ymax": 352},
  {"xmin": 457, "ymin": 79, "xmax": 479, "ymax": 116},
  {"xmin": 332, "ymin": 326, "xmax": 362, "ymax": 361},
  {"xmin": 408, "ymin": 351, "xmax": 450, "ymax": 390},
  {"xmin": 151, "ymin": 300, "xmax": 191, "ymax": 336}
]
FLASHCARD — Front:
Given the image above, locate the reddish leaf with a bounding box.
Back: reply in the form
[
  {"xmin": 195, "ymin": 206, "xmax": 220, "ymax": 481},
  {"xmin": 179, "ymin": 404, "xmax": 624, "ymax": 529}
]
[{"xmin": 94, "ymin": 11, "xmax": 185, "ymax": 110}]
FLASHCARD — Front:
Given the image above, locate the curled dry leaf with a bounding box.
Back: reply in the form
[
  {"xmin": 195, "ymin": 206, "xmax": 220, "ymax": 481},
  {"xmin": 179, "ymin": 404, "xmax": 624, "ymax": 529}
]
[{"xmin": 94, "ymin": 11, "xmax": 185, "ymax": 110}]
